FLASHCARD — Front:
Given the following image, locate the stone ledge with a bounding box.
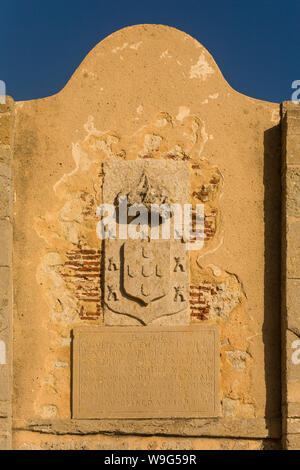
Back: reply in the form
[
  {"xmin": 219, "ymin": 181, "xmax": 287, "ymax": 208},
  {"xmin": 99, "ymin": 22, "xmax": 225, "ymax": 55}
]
[{"xmin": 14, "ymin": 417, "xmax": 281, "ymax": 439}]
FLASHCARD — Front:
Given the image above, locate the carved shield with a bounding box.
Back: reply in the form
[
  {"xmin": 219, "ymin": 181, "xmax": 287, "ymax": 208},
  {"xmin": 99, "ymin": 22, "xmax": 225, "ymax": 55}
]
[{"xmin": 123, "ymin": 240, "xmax": 170, "ymax": 305}]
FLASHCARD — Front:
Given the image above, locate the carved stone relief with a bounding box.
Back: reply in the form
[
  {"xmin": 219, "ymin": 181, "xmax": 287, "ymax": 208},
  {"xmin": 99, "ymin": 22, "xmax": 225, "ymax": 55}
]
[{"xmin": 102, "ymin": 159, "xmax": 190, "ymax": 325}]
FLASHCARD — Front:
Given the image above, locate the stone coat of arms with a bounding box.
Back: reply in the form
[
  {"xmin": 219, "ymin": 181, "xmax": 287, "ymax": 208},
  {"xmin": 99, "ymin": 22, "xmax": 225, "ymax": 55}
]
[
  {"xmin": 102, "ymin": 159, "xmax": 190, "ymax": 325},
  {"xmin": 104, "ymin": 238, "xmax": 189, "ymax": 325}
]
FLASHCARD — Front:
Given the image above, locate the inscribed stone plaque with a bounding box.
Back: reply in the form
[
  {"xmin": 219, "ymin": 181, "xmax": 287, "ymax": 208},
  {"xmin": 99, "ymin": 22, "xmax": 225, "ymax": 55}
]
[{"xmin": 72, "ymin": 325, "xmax": 219, "ymax": 419}]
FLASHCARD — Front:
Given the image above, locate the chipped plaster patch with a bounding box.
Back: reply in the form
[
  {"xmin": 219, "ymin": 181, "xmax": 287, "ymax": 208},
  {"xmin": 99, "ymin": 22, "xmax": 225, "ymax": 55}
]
[
  {"xmin": 40, "ymin": 405, "xmax": 58, "ymax": 419},
  {"xmin": 155, "ymin": 118, "xmax": 168, "ymax": 128},
  {"xmin": 190, "ymin": 53, "xmax": 214, "ymax": 80},
  {"xmin": 144, "ymin": 134, "xmax": 162, "ymax": 152},
  {"xmin": 176, "ymin": 106, "xmax": 190, "ymax": 122},
  {"xmin": 83, "ymin": 115, "xmax": 102, "ymax": 137},
  {"xmin": 82, "ymin": 68, "xmax": 98, "ymax": 80},
  {"xmin": 271, "ymin": 109, "xmax": 280, "ymax": 124},
  {"xmin": 160, "ymin": 50, "xmax": 172, "ymax": 59},
  {"xmin": 44, "ymin": 375, "xmax": 55, "ymax": 386},
  {"xmin": 58, "ymin": 198, "xmax": 84, "ymax": 223},
  {"xmin": 129, "ymin": 41, "xmax": 142, "ymax": 50},
  {"xmin": 202, "ymin": 94, "xmax": 219, "ymax": 105},
  {"xmin": 36, "ymin": 252, "xmax": 78, "ymax": 325},
  {"xmin": 200, "ymin": 122, "xmax": 209, "ymax": 149},
  {"xmin": 112, "ymin": 41, "xmax": 142, "ymax": 54},
  {"xmin": 53, "ymin": 116, "xmax": 103, "ymax": 194},
  {"xmin": 0, "ymin": 339, "xmax": 6, "ymax": 364},
  {"xmin": 208, "ymin": 277, "xmax": 243, "ymax": 321},
  {"xmin": 53, "ymin": 143, "xmax": 93, "ymax": 194},
  {"xmin": 222, "ymin": 398, "xmax": 254, "ymax": 418},
  {"xmin": 193, "ymin": 262, "xmax": 246, "ymax": 322},
  {"xmin": 60, "ymin": 337, "xmax": 71, "ymax": 347},
  {"xmin": 207, "ymin": 264, "xmax": 222, "ymax": 277},
  {"xmin": 112, "ymin": 42, "xmax": 128, "ymax": 53},
  {"xmin": 54, "ymin": 361, "xmax": 69, "ymax": 369},
  {"xmin": 226, "ymin": 350, "xmax": 251, "ymax": 370},
  {"xmin": 137, "ymin": 105, "xmax": 143, "ymax": 115}
]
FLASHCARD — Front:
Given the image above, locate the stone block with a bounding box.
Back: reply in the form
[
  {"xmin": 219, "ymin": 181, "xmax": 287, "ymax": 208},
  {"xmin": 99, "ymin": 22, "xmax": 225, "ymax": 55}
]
[
  {"xmin": 0, "ymin": 433, "xmax": 10, "ymax": 450},
  {"xmin": 286, "ymin": 219, "xmax": 300, "ymax": 278},
  {"xmin": 286, "ymin": 134, "xmax": 300, "ymax": 164},
  {"xmin": 0, "ymin": 401, "xmax": 9, "ymax": 418},
  {"xmin": 0, "ymin": 175, "xmax": 12, "ymax": 219},
  {"xmin": 287, "ymin": 381, "xmax": 300, "ymax": 405},
  {"xmin": 0, "ymin": 418, "xmax": 9, "ymax": 432},
  {"xmin": 0, "ymin": 220, "xmax": 12, "ymax": 267},
  {"xmin": 286, "ymin": 418, "xmax": 300, "ymax": 434},
  {"xmin": 0, "ymin": 365, "xmax": 9, "ymax": 401},
  {"xmin": 286, "ymin": 330, "xmax": 300, "ymax": 383},
  {"xmin": 0, "ymin": 114, "xmax": 11, "ymax": 145},
  {"xmin": 287, "ymin": 115, "xmax": 300, "ymax": 136},
  {"xmin": 0, "ymin": 146, "xmax": 11, "ymax": 179},
  {"xmin": 285, "ymin": 433, "xmax": 300, "ymax": 450},
  {"xmin": 286, "ymin": 279, "xmax": 300, "ymax": 335},
  {"xmin": 286, "ymin": 166, "xmax": 300, "ymax": 217}
]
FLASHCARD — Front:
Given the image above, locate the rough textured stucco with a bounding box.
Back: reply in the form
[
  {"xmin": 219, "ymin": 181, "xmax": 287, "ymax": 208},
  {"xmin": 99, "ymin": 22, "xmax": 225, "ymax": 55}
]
[{"xmin": 10, "ymin": 24, "xmax": 283, "ymax": 449}]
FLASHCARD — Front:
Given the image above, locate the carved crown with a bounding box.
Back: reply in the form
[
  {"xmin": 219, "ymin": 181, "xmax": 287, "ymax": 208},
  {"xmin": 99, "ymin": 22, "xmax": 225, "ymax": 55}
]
[{"xmin": 116, "ymin": 171, "xmax": 171, "ymax": 211}]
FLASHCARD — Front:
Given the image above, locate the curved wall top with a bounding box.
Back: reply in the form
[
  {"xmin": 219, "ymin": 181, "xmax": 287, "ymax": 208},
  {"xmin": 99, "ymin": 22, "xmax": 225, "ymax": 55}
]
[{"xmin": 8, "ymin": 24, "xmax": 284, "ymax": 447}]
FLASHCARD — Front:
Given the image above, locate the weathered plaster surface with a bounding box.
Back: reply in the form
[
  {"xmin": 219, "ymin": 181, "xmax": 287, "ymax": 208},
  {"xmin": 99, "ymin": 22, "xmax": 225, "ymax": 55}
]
[{"xmin": 11, "ymin": 24, "xmax": 282, "ymax": 449}]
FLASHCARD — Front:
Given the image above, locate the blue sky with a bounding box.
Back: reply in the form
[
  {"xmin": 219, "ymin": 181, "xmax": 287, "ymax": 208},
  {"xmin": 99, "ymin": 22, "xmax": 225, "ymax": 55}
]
[{"xmin": 0, "ymin": 0, "xmax": 299, "ymax": 102}]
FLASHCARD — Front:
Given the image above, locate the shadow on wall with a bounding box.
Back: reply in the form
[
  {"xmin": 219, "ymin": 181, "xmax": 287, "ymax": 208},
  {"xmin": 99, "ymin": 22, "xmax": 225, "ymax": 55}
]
[{"xmin": 263, "ymin": 123, "xmax": 282, "ymax": 442}]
